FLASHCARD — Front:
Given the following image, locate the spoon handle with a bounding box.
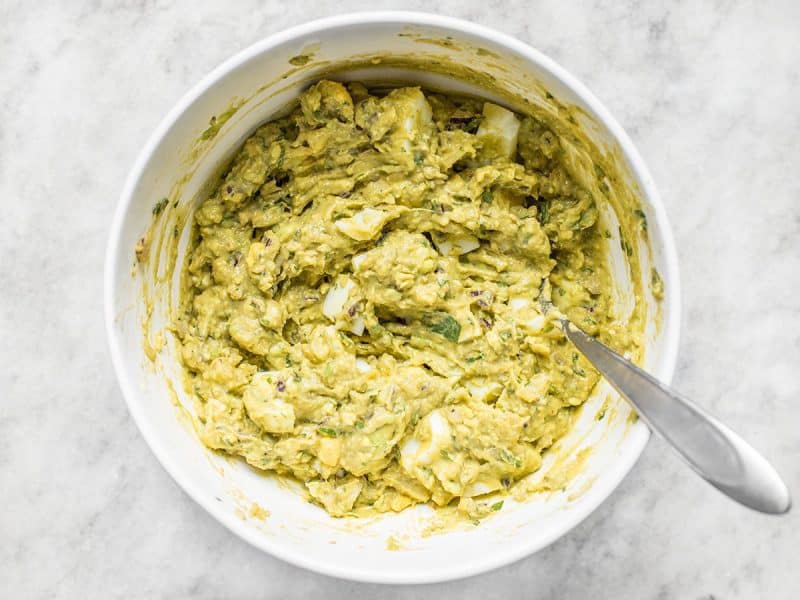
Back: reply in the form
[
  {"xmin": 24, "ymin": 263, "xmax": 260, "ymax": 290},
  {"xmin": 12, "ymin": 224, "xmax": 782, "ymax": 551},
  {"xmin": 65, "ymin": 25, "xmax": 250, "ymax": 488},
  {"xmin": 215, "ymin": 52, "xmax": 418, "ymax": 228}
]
[{"xmin": 562, "ymin": 319, "xmax": 791, "ymax": 514}]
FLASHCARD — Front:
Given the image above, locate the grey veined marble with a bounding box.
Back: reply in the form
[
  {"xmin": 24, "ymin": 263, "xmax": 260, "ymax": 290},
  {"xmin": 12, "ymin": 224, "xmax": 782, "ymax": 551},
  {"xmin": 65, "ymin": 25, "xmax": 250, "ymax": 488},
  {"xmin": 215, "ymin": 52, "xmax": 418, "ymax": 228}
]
[{"xmin": 1, "ymin": 1, "xmax": 798, "ymax": 598}]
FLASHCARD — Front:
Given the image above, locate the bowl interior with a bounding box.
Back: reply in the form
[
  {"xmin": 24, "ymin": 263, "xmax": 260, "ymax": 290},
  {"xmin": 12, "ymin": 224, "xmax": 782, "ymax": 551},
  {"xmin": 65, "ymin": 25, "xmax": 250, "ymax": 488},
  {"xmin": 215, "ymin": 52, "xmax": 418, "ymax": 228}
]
[{"xmin": 106, "ymin": 14, "xmax": 679, "ymax": 583}]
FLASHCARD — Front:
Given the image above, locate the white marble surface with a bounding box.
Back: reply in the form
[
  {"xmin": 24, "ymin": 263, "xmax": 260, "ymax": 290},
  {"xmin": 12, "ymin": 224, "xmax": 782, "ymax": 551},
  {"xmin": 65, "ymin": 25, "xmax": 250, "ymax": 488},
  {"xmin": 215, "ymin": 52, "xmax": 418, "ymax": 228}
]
[{"xmin": 2, "ymin": 1, "xmax": 798, "ymax": 597}]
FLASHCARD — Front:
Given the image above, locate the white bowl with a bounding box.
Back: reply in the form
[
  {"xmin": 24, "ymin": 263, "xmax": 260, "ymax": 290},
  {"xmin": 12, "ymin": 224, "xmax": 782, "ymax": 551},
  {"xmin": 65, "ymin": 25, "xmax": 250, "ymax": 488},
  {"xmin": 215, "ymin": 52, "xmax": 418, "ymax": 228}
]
[{"xmin": 105, "ymin": 12, "xmax": 680, "ymax": 584}]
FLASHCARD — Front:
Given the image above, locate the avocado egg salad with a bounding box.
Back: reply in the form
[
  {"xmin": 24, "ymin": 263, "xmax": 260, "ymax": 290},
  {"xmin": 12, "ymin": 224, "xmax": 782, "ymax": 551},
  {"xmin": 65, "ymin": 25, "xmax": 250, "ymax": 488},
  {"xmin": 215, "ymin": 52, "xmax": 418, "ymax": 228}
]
[{"xmin": 174, "ymin": 80, "xmax": 641, "ymax": 518}]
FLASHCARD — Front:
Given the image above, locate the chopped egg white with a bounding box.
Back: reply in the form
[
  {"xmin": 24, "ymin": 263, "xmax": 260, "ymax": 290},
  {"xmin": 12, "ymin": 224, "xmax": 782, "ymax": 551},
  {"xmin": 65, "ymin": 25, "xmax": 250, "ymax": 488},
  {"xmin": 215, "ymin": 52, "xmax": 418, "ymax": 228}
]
[
  {"xmin": 432, "ymin": 233, "xmax": 481, "ymax": 257},
  {"xmin": 477, "ymin": 102, "xmax": 521, "ymax": 159},
  {"xmin": 354, "ymin": 358, "xmax": 373, "ymax": 373},
  {"xmin": 463, "ymin": 479, "xmax": 501, "ymax": 498},
  {"xmin": 322, "ymin": 277, "xmax": 355, "ymax": 320},
  {"xmin": 509, "ymin": 297, "xmax": 546, "ymax": 333},
  {"xmin": 351, "ymin": 252, "xmax": 367, "ymax": 270},
  {"xmin": 350, "ymin": 315, "xmax": 365, "ymax": 336},
  {"xmin": 509, "ymin": 297, "xmax": 531, "ymax": 311},
  {"xmin": 335, "ymin": 208, "xmax": 389, "ymax": 241},
  {"xmin": 400, "ymin": 409, "xmax": 451, "ymax": 473},
  {"xmin": 466, "ymin": 381, "xmax": 503, "ymax": 402}
]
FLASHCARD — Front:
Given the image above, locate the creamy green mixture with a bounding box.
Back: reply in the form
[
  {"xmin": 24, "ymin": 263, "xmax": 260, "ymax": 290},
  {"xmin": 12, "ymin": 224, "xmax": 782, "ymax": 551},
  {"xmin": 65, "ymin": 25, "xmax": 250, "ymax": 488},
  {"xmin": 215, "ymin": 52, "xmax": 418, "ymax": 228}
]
[{"xmin": 174, "ymin": 80, "xmax": 638, "ymax": 518}]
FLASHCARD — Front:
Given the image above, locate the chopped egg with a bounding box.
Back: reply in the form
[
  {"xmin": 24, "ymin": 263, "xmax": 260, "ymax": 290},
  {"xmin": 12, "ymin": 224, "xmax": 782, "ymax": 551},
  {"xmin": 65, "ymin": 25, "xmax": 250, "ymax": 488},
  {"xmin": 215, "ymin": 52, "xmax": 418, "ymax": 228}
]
[
  {"xmin": 477, "ymin": 102, "xmax": 521, "ymax": 160},
  {"xmin": 322, "ymin": 277, "xmax": 355, "ymax": 320},
  {"xmin": 335, "ymin": 208, "xmax": 390, "ymax": 241},
  {"xmin": 432, "ymin": 233, "xmax": 481, "ymax": 256}
]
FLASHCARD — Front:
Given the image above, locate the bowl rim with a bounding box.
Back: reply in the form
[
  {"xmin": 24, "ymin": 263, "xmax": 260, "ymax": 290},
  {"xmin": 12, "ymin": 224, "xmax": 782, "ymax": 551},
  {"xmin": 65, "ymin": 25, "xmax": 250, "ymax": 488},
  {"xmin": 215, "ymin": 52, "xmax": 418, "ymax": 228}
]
[{"xmin": 105, "ymin": 10, "xmax": 681, "ymax": 584}]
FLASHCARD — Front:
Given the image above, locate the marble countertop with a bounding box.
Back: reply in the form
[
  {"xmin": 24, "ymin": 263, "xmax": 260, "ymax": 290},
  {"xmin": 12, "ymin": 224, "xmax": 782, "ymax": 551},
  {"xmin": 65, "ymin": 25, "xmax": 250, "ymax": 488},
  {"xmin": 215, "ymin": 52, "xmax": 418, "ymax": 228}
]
[{"xmin": 2, "ymin": 1, "xmax": 798, "ymax": 597}]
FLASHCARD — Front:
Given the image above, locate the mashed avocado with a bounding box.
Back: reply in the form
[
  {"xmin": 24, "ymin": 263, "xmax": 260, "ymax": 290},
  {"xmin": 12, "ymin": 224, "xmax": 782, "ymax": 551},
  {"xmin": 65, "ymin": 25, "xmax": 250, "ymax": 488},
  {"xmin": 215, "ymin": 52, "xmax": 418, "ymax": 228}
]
[{"xmin": 174, "ymin": 80, "xmax": 638, "ymax": 517}]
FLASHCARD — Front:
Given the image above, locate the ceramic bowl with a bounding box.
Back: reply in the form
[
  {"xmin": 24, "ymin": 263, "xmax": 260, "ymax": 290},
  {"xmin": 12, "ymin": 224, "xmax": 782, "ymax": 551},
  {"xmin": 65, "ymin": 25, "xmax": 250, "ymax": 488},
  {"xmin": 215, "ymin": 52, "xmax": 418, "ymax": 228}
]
[{"xmin": 105, "ymin": 12, "xmax": 680, "ymax": 583}]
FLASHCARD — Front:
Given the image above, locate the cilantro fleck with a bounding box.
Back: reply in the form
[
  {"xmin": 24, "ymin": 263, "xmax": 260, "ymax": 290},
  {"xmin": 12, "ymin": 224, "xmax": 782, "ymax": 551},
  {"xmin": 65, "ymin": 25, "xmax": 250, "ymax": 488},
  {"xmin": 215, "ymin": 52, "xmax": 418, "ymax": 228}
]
[
  {"xmin": 634, "ymin": 208, "xmax": 648, "ymax": 231},
  {"xmin": 152, "ymin": 198, "xmax": 168, "ymax": 216},
  {"xmin": 465, "ymin": 353, "xmax": 484, "ymax": 364},
  {"xmin": 573, "ymin": 209, "xmax": 596, "ymax": 230},
  {"xmin": 317, "ymin": 427, "xmax": 338, "ymax": 438},
  {"xmin": 481, "ymin": 188, "xmax": 494, "ymax": 203},
  {"xmin": 651, "ymin": 268, "xmax": 665, "ymax": 300},
  {"xmin": 499, "ymin": 449, "xmax": 522, "ymax": 469},
  {"xmin": 572, "ymin": 352, "xmax": 587, "ymax": 377},
  {"xmin": 427, "ymin": 314, "xmax": 461, "ymax": 342},
  {"xmin": 619, "ymin": 226, "xmax": 633, "ymax": 256},
  {"xmin": 593, "ymin": 163, "xmax": 606, "ymax": 179},
  {"xmin": 491, "ymin": 500, "xmax": 504, "ymax": 511},
  {"xmin": 464, "ymin": 118, "xmax": 480, "ymax": 133},
  {"xmin": 539, "ymin": 199, "xmax": 551, "ymax": 225}
]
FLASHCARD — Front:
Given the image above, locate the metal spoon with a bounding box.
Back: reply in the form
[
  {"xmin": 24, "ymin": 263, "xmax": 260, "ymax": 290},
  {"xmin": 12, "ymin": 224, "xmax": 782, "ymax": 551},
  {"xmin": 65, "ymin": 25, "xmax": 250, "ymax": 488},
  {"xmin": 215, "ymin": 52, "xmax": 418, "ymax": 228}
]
[{"xmin": 561, "ymin": 319, "xmax": 791, "ymax": 514}]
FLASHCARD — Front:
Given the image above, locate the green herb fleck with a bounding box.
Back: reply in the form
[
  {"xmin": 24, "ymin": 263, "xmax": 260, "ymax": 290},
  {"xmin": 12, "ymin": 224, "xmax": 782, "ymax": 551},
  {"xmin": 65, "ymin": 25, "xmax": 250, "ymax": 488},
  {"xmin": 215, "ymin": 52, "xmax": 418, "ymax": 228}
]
[
  {"xmin": 539, "ymin": 199, "xmax": 551, "ymax": 225},
  {"xmin": 571, "ymin": 354, "xmax": 586, "ymax": 376},
  {"xmin": 499, "ymin": 331, "xmax": 512, "ymax": 342},
  {"xmin": 440, "ymin": 449, "xmax": 451, "ymax": 460},
  {"xmin": 491, "ymin": 500, "xmax": 504, "ymax": 511},
  {"xmin": 499, "ymin": 449, "xmax": 523, "ymax": 469},
  {"xmin": 198, "ymin": 106, "xmax": 239, "ymax": 141},
  {"xmin": 413, "ymin": 151, "xmax": 425, "ymax": 166},
  {"xmin": 634, "ymin": 208, "xmax": 648, "ymax": 231},
  {"xmin": 427, "ymin": 314, "xmax": 461, "ymax": 343},
  {"xmin": 317, "ymin": 427, "xmax": 338, "ymax": 438},
  {"xmin": 200, "ymin": 118, "xmax": 218, "ymax": 140},
  {"xmin": 465, "ymin": 352, "xmax": 484, "ymax": 364},
  {"xmin": 618, "ymin": 226, "xmax": 633, "ymax": 257},
  {"xmin": 152, "ymin": 198, "xmax": 168, "ymax": 216},
  {"xmin": 481, "ymin": 188, "xmax": 494, "ymax": 203},
  {"xmin": 284, "ymin": 354, "xmax": 293, "ymax": 367},
  {"xmin": 573, "ymin": 209, "xmax": 596, "ymax": 230},
  {"xmin": 651, "ymin": 268, "xmax": 664, "ymax": 300},
  {"xmin": 593, "ymin": 163, "xmax": 606, "ymax": 180},
  {"xmin": 355, "ymin": 420, "xmax": 365, "ymax": 430}
]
